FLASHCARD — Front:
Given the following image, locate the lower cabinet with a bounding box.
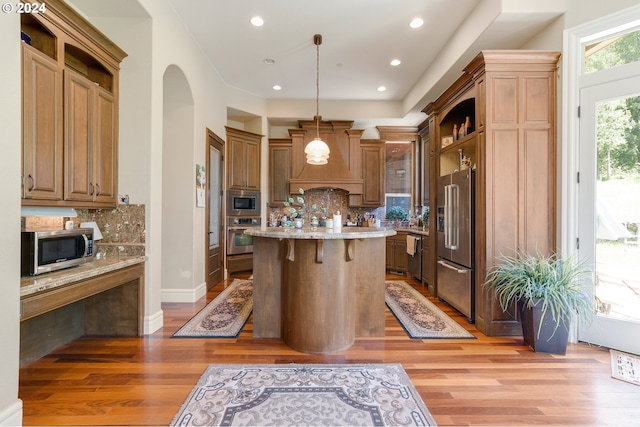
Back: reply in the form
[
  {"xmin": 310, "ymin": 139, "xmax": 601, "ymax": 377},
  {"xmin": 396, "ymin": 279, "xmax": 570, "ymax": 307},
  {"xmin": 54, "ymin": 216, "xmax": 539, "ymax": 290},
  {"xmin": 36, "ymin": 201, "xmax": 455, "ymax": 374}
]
[
  {"xmin": 385, "ymin": 231, "xmax": 407, "ymax": 273},
  {"xmin": 421, "ymin": 236, "xmax": 433, "ymax": 292}
]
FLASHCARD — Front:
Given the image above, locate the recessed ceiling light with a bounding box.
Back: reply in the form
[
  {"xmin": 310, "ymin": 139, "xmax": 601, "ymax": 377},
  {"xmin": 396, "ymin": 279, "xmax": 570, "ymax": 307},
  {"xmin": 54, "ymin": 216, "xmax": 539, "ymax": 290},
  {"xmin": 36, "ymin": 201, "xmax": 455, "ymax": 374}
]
[
  {"xmin": 250, "ymin": 16, "xmax": 264, "ymax": 27},
  {"xmin": 409, "ymin": 18, "xmax": 423, "ymax": 29},
  {"xmin": 264, "ymin": 58, "xmax": 276, "ymax": 65},
  {"xmin": 377, "ymin": 86, "xmax": 386, "ymax": 92},
  {"xmin": 390, "ymin": 59, "xmax": 401, "ymax": 66},
  {"xmin": 272, "ymin": 85, "xmax": 282, "ymax": 91}
]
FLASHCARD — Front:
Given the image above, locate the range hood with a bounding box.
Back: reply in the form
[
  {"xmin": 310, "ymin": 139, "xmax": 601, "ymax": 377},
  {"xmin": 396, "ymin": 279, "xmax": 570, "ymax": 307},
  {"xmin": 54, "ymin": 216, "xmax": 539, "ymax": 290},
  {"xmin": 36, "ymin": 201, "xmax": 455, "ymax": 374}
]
[{"xmin": 288, "ymin": 119, "xmax": 364, "ymax": 195}]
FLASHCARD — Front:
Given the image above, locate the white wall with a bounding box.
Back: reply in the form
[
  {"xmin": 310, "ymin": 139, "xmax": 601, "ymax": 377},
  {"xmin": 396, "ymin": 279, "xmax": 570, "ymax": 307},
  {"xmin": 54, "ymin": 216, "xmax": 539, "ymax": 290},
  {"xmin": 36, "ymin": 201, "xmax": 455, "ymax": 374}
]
[{"xmin": 0, "ymin": 9, "xmax": 23, "ymax": 427}]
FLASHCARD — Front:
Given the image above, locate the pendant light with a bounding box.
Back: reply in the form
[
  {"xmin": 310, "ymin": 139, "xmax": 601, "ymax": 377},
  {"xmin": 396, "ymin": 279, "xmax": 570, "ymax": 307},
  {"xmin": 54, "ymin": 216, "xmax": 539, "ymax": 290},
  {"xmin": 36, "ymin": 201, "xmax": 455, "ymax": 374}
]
[{"xmin": 304, "ymin": 34, "xmax": 330, "ymax": 165}]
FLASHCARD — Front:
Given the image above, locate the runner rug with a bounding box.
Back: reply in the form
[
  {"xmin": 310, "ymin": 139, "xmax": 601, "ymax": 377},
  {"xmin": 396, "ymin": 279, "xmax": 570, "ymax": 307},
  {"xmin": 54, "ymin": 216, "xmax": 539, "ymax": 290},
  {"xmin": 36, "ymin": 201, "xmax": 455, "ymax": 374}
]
[
  {"xmin": 172, "ymin": 279, "xmax": 253, "ymax": 338},
  {"xmin": 170, "ymin": 363, "xmax": 437, "ymax": 426},
  {"xmin": 385, "ymin": 280, "xmax": 475, "ymax": 339}
]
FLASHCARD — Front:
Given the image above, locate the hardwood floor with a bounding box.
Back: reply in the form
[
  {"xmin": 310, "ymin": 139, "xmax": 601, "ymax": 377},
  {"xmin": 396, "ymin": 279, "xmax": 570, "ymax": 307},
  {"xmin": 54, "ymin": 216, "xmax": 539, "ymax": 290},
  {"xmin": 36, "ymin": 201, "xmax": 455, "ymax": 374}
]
[{"xmin": 19, "ymin": 273, "xmax": 640, "ymax": 426}]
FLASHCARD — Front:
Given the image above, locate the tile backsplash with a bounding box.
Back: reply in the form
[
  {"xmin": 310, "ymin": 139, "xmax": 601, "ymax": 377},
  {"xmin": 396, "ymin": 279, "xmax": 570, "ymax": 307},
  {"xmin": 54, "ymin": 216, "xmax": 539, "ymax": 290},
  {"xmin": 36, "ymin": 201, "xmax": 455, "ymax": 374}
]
[{"xmin": 268, "ymin": 188, "xmax": 384, "ymax": 226}]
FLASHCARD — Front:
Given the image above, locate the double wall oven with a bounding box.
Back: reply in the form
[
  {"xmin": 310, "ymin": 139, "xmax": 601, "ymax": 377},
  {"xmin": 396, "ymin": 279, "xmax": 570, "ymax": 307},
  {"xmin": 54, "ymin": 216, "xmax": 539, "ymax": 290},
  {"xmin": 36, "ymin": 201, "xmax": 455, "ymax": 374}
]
[{"xmin": 226, "ymin": 190, "xmax": 261, "ymax": 274}]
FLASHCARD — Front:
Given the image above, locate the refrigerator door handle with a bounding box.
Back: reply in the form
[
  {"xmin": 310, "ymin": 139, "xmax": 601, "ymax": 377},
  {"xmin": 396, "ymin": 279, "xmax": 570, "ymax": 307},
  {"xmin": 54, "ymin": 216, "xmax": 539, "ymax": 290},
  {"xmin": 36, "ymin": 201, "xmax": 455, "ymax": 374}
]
[
  {"xmin": 438, "ymin": 259, "xmax": 468, "ymax": 273},
  {"xmin": 446, "ymin": 184, "xmax": 459, "ymax": 250}
]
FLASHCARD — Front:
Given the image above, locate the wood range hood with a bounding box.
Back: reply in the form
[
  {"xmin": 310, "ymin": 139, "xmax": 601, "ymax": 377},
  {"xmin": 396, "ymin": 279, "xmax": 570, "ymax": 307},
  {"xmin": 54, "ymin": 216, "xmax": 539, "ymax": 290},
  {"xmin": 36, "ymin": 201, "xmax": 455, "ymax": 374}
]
[{"xmin": 288, "ymin": 119, "xmax": 364, "ymax": 195}]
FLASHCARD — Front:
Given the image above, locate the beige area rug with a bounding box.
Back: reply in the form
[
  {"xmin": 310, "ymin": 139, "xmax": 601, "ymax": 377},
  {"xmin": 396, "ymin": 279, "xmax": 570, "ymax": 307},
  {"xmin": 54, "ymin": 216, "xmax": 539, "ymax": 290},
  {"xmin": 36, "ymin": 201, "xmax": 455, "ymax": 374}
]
[
  {"xmin": 170, "ymin": 364, "xmax": 437, "ymax": 426},
  {"xmin": 172, "ymin": 279, "xmax": 253, "ymax": 338},
  {"xmin": 611, "ymin": 349, "xmax": 640, "ymax": 386},
  {"xmin": 385, "ymin": 280, "xmax": 475, "ymax": 339}
]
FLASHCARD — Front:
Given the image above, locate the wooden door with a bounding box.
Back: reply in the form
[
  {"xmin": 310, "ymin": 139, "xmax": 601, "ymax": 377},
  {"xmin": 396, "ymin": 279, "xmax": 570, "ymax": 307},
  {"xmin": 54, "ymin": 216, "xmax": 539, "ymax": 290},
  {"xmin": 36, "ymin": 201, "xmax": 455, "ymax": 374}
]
[
  {"xmin": 22, "ymin": 45, "xmax": 63, "ymax": 201},
  {"xmin": 206, "ymin": 129, "xmax": 224, "ymax": 288},
  {"xmin": 63, "ymin": 68, "xmax": 93, "ymax": 202}
]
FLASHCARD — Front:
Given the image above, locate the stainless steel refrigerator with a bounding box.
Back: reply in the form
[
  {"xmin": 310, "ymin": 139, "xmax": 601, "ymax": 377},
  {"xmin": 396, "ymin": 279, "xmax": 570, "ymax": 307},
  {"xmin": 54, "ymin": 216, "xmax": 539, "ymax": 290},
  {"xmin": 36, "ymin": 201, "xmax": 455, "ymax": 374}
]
[{"xmin": 436, "ymin": 169, "xmax": 475, "ymax": 322}]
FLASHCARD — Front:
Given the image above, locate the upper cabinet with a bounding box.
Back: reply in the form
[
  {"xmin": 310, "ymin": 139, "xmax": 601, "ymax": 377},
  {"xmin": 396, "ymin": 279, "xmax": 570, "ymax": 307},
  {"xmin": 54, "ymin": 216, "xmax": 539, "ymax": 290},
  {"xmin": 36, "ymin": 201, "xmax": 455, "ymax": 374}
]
[
  {"xmin": 359, "ymin": 140, "xmax": 385, "ymax": 207},
  {"xmin": 20, "ymin": 0, "xmax": 127, "ymax": 208},
  {"xmin": 268, "ymin": 139, "xmax": 292, "ymax": 205},
  {"xmin": 424, "ymin": 50, "xmax": 560, "ymax": 337},
  {"xmin": 226, "ymin": 127, "xmax": 262, "ymax": 191}
]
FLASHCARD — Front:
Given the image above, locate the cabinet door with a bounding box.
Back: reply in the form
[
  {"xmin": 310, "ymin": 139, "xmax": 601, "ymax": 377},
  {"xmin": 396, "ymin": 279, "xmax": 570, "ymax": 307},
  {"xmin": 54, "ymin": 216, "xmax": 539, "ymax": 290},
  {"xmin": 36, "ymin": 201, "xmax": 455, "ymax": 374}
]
[
  {"xmin": 228, "ymin": 137, "xmax": 246, "ymax": 190},
  {"xmin": 385, "ymin": 238, "xmax": 394, "ymax": 270},
  {"xmin": 394, "ymin": 239, "xmax": 408, "ymax": 272},
  {"xmin": 64, "ymin": 69, "xmax": 94, "ymax": 202},
  {"xmin": 360, "ymin": 143, "xmax": 384, "ymax": 206},
  {"xmin": 93, "ymin": 88, "xmax": 117, "ymax": 204},
  {"xmin": 244, "ymin": 139, "xmax": 260, "ymax": 190},
  {"xmin": 22, "ymin": 45, "xmax": 63, "ymax": 201},
  {"xmin": 421, "ymin": 240, "xmax": 431, "ymax": 285},
  {"xmin": 269, "ymin": 143, "xmax": 292, "ymax": 204}
]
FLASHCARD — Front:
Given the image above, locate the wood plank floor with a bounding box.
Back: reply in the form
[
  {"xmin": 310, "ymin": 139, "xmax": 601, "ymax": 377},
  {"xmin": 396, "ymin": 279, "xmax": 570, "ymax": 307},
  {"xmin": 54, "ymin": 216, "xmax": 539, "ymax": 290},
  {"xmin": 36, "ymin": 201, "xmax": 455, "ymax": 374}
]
[{"xmin": 19, "ymin": 273, "xmax": 640, "ymax": 426}]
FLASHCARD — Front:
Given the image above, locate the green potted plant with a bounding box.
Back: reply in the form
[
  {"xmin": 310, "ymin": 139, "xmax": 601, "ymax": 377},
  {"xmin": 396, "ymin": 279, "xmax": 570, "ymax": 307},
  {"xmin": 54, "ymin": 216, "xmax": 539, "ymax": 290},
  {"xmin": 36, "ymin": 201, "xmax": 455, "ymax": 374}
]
[
  {"xmin": 483, "ymin": 251, "xmax": 593, "ymax": 354},
  {"xmin": 385, "ymin": 206, "xmax": 408, "ymax": 227}
]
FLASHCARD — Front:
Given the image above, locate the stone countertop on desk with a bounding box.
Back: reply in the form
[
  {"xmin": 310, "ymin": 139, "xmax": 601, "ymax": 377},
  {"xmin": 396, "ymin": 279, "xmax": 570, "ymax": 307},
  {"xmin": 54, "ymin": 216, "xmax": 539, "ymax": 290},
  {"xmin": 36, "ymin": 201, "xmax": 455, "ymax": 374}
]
[
  {"xmin": 245, "ymin": 226, "xmax": 396, "ymax": 240},
  {"xmin": 20, "ymin": 256, "xmax": 146, "ymax": 298}
]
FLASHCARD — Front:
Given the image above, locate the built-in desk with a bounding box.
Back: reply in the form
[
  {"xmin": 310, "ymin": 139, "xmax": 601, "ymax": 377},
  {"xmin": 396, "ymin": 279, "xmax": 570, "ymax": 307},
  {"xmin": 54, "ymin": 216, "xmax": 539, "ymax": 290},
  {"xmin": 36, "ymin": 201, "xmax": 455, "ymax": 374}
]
[
  {"xmin": 20, "ymin": 257, "xmax": 145, "ymax": 366},
  {"xmin": 245, "ymin": 227, "xmax": 395, "ymax": 354}
]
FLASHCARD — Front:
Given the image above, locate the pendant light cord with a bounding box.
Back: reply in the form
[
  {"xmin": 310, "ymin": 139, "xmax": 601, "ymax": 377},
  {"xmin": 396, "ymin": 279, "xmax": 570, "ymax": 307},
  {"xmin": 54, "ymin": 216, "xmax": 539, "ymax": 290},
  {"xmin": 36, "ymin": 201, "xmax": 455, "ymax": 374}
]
[{"xmin": 314, "ymin": 34, "xmax": 322, "ymax": 139}]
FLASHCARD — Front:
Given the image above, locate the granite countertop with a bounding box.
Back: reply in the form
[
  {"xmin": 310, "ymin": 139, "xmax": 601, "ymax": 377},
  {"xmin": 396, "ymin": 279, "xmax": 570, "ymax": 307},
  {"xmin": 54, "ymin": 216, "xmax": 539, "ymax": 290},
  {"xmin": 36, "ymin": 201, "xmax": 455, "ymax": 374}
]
[
  {"xmin": 395, "ymin": 227, "xmax": 429, "ymax": 237},
  {"xmin": 245, "ymin": 226, "xmax": 396, "ymax": 240},
  {"xmin": 20, "ymin": 256, "xmax": 146, "ymax": 298}
]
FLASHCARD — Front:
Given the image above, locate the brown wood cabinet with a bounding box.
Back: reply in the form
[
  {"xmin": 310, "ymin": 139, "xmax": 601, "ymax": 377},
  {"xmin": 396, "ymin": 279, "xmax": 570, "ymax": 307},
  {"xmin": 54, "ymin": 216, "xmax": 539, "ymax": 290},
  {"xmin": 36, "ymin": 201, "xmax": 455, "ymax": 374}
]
[
  {"xmin": 22, "ymin": 43, "xmax": 63, "ymax": 201},
  {"xmin": 64, "ymin": 68, "xmax": 117, "ymax": 204},
  {"xmin": 268, "ymin": 138, "xmax": 292, "ymax": 205},
  {"xmin": 424, "ymin": 50, "xmax": 559, "ymax": 336},
  {"xmin": 226, "ymin": 127, "xmax": 261, "ymax": 191},
  {"xmin": 385, "ymin": 231, "xmax": 407, "ymax": 273},
  {"xmin": 359, "ymin": 140, "xmax": 385, "ymax": 207},
  {"xmin": 421, "ymin": 235, "xmax": 433, "ymax": 290},
  {"xmin": 20, "ymin": 1, "xmax": 126, "ymax": 208}
]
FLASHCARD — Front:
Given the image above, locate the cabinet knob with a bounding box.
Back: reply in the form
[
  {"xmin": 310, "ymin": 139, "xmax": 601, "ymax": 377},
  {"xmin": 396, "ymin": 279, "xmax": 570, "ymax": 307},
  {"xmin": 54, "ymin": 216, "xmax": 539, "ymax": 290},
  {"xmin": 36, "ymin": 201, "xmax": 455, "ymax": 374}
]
[
  {"xmin": 89, "ymin": 183, "xmax": 94, "ymax": 195},
  {"xmin": 27, "ymin": 174, "xmax": 34, "ymax": 191},
  {"xmin": 95, "ymin": 183, "xmax": 101, "ymax": 196}
]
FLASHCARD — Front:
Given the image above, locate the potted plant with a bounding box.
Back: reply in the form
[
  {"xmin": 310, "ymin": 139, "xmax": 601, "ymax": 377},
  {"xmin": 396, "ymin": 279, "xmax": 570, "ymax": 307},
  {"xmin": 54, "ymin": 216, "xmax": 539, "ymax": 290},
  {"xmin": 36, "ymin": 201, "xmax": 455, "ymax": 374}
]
[
  {"xmin": 483, "ymin": 251, "xmax": 593, "ymax": 354},
  {"xmin": 385, "ymin": 206, "xmax": 408, "ymax": 227}
]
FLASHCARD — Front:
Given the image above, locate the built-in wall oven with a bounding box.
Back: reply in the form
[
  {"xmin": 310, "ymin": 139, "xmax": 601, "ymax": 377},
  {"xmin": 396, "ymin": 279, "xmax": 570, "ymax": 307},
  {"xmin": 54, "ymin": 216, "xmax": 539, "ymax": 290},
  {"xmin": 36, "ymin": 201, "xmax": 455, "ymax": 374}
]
[{"xmin": 227, "ymin": 217, "xmax": 260, "ymax": 255}]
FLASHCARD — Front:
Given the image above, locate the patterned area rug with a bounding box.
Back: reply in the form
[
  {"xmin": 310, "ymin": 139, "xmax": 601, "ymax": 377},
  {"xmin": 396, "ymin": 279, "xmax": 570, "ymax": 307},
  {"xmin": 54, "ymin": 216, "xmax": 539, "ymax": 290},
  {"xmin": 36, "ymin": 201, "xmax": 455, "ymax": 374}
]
[
  {"xmin": 172, "ymin": 279, "xmax": 253, "ymax": 338},
  {"xmin": 386, "ymin": 280, "xmax": 475, "ymax": 339},
  {"xmin": 170, "ymin": 364, "xmax": 437, "ymax": 426}
]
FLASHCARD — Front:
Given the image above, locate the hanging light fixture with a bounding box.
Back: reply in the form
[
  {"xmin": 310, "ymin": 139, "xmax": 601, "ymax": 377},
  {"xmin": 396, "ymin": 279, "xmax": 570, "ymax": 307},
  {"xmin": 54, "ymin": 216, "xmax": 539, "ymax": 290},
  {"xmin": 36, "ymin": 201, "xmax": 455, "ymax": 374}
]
[{"xmin": 304, "ymin": 34, "xmax": 330, "ymax": 165}]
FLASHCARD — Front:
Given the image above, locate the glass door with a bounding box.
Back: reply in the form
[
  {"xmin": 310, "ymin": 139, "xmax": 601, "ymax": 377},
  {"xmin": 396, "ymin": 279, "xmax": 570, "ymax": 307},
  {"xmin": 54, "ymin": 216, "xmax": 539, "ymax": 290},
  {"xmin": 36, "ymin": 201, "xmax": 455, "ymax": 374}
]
[{"xmin": 578, "ymin": 76, "xmax": 640, "ymax": 354}]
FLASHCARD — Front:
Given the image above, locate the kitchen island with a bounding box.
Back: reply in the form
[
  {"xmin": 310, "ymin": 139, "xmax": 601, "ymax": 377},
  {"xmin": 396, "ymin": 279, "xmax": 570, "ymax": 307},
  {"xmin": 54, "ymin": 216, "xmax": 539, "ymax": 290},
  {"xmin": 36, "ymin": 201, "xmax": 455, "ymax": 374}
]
[{"xmin": 244, "ymin": 226, "xmax": 396, "ymax": 354}]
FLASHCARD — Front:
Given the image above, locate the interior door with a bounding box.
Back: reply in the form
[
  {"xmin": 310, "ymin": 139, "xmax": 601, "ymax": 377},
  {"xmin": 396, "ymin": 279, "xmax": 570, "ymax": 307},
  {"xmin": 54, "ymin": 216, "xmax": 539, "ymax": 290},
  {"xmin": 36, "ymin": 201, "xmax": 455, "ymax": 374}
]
[
  {"xmin": 577, "ymin": 76, "xmax": 640, "ymax": 354},
  {"xmin": 206, "ymin": 129, "xmax": 224, "ymax": 288}
]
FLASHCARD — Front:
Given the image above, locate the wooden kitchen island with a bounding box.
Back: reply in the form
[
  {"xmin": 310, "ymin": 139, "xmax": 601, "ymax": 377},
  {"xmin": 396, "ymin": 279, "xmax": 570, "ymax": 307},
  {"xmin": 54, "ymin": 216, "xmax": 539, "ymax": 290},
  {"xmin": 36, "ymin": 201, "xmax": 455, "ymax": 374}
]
[{"xmin": 245, "ymin": 227, "xmax": 395, "ymax": 354}]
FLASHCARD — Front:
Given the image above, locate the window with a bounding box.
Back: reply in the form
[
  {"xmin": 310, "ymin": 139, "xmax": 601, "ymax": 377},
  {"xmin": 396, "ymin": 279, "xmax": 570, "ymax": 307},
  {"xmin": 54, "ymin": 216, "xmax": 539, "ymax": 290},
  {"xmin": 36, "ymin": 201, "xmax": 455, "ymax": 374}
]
[
  {"xmin": 585, "ymin": 28, "xmax": 640, "ymax": 73},
  {"xmin": 384, "ymin": 142, "xmax": 412, "ymax": 220}
]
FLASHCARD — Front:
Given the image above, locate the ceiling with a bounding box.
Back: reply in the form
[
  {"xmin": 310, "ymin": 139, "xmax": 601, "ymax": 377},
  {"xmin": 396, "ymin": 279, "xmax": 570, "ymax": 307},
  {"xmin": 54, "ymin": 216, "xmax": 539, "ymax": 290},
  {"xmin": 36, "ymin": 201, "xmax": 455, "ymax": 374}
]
[{"xmin": 69, "ymin": 0, "xmax": 566, "ymax": 127}]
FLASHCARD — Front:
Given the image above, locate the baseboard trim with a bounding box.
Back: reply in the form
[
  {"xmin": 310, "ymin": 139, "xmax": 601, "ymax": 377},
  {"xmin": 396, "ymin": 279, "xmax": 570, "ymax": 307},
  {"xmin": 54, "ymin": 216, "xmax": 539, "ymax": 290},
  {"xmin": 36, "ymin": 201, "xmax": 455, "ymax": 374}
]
[
  {"xmin": 161, "ymin": 282, "xmax": 207, "ymax": 303},
  {"xmin": 0, "ymin": 399, "xmax": 22, "ymax": 426},
  {"xmin": 143, "ymin": 308, "xmax": 164, "ymax": 335}
]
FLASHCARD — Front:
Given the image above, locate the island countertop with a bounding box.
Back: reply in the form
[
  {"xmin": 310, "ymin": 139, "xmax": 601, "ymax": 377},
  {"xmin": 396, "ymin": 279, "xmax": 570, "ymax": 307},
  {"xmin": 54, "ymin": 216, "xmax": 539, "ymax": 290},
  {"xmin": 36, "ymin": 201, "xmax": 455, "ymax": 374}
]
[{"xmin": 244, "ymin": 226, "xmax": 396, "ymax": 239}]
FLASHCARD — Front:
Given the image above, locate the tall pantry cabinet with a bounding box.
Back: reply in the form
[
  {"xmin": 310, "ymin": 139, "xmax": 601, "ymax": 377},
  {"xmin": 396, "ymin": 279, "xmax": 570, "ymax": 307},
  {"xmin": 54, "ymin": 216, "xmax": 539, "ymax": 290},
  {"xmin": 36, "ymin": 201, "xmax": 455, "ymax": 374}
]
[
  {"xmin": 424, "ymin": 51, "xmax": 560, "ymax": 336},
  {"xmin": 21, "ymin": 0, "xmax": 127, "ymax": 208}
]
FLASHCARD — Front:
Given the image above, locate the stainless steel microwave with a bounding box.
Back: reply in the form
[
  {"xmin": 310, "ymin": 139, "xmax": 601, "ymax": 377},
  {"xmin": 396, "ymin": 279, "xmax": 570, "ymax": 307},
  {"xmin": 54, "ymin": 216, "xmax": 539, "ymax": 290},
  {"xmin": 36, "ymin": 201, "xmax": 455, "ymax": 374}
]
[
  {"xmin": 227, "ymin": 189, "xmax": 261, "ymax": 216},
  {"xmin": 21, "ymin": 228, "xmax": 95, "ymax": 276}
]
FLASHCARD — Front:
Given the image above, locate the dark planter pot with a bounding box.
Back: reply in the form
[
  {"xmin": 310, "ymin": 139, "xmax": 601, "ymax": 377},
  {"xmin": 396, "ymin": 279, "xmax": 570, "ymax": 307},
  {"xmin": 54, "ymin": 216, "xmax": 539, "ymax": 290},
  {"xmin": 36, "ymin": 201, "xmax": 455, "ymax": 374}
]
[{"xmin": 518, "ymin": 300, "xmax": 569, "ymax": 355}]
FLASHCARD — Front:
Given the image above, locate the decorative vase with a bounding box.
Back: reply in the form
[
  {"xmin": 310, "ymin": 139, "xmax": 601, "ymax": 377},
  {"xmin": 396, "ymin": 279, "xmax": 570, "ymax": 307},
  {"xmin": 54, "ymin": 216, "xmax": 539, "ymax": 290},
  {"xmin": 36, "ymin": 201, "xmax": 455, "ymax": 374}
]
[{"xmin": 294, "ymin": 218, "xmax": 303, "ymax": 229}]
